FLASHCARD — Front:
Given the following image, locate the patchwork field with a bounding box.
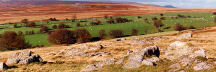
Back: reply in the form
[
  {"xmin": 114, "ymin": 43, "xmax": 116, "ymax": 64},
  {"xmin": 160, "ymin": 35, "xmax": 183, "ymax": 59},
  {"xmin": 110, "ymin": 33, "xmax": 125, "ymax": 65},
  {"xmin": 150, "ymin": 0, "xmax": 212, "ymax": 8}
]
[{"xmin": 0, "ymin": 12, "xmax": 216, "ymax": 47}]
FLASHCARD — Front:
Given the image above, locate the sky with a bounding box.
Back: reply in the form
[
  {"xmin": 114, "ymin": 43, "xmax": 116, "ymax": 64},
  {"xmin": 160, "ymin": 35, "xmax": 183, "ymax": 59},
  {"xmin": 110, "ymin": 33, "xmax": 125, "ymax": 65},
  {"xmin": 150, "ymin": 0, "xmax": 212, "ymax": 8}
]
[{"xmin": 111, "ymin": 0, "xmax": 216, "ymax": 8}]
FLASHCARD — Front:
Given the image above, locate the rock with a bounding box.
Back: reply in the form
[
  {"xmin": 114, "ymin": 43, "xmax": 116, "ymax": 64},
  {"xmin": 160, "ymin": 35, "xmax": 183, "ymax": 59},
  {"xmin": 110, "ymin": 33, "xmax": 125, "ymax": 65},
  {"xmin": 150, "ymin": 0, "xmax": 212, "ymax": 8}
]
[
  {"xmin": 82, "ymin": 58, "xmax": 115, "ymax": 71},
  {"xmin": 178, "ymin": 33, "xmax": 192, "ymax": 39},
  {"xmin": 64, "ymin": 44, "xmax": 103, "ymax": 57},
  {"xmin": 142, "ymin": 60, "xmax": 153, "ymax": 66},
  {"xmin": 116, "ymin": 38, "xmax": 126, "ymax": 41},
  {"xmin": 164, "ymin": 41, "xmax": 193, "ymax": 60},
  {"xmin": 6, "ymin": 51, "xmax": 43, "ymax": 65},
  {"xmin": 193, "ymin": 62, "xmax": 212, "ymax": 71},
  {"xmin": 146, "ymin": 57, "xmax": 159, "ymax": 63},
  {"xmin": 95, "ymin": 58, "xmax": 115, "ymax": 68},
  {"xmin": 0, "ymin": 62, "xmax": 8, "ymax": 71},
  {"xmin": 179, "ymin": 57, "xmax": 194, "ymax": 67},
  {"xmin": 122, "ymin": 46, "xmax": 160, "ymax": 69},
  {"xmin": 130, "ymin": 38, "xmax": 154, "ymax": 45},
  {"xmin": 81, "ymin": 64, "xmax": 98, "ymax": 72},
  {"xmin": 115, "ymin": 58, "xmax": 124, "ymax": 65},
  {"xmin": 89, "ymin": 52, "xmax": 111, "ymax": 57},
  {"xmin": 190, "ymin": 48, "xmax": 206, "ymax": 58},
  {"xmin": 169, "ymin": 63, "xmax": 181, "ymax": 72},
  {"xmin": 164, "ymin": 41, "xmax": 207, "ymax": 61}
]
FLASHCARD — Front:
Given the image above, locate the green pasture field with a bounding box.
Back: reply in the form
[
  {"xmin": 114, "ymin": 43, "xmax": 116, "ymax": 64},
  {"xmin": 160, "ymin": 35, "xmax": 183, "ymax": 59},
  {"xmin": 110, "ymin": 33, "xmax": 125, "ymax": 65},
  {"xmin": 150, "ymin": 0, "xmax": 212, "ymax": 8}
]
[{"xmin": 0, "ymin": 12, "xmax": 215, "ymax": 46}]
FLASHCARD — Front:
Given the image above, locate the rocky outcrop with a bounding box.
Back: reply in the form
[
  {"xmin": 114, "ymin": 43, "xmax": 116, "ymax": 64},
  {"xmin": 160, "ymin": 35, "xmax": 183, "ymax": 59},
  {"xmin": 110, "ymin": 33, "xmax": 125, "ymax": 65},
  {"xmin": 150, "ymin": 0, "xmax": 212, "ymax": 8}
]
[
  {"xmin": 6, "ymin": 50, "xmax": 43, "ymax": 65},
  {"xmin": 193, "ymin": 62, "xmax": 212, "ymax": 71},
  {"xmin": 122, "ymin": 46, "xmax": 160, "ymax": 69},
  {"xmin": 0, "ymin": 62, "xmax": 8, "ymax": 71},
  {"xmin": 177, "ymin": 33, "xmax": 192, "ymax": 39},
  {"xmin": 81, "ymin": 58, "xmax": 115, "ymax": 72},
  {"xmin": 129, "ymin": 38, "xmax": 154, "ymax": 45},
  {"xmin": 168, "ymin": 63, "xmax": 181, "ymax": 72},
  {"xmin": 64, "ymin": 44, "xmax": 104, "ymax": 57},
  {"xmin": 164, "ymin": 41, "xmax": 206, "ymax": 60}
]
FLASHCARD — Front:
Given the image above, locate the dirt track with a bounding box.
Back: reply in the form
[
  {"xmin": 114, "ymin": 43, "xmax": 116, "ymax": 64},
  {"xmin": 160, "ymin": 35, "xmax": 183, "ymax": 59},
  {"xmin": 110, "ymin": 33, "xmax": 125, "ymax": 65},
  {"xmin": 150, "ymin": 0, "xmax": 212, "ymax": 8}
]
[{"xmin": 1, "ymin": 4, "xmax": 216, "ymax": 24}]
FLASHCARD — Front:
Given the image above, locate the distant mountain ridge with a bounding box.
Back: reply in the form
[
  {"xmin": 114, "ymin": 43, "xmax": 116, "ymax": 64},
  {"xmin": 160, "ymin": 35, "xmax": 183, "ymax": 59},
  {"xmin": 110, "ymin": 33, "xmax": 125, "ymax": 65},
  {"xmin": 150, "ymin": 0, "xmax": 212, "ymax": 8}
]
[{"xmin": 164, "ymin": 5, "xmax": 176, "ymax": 8}]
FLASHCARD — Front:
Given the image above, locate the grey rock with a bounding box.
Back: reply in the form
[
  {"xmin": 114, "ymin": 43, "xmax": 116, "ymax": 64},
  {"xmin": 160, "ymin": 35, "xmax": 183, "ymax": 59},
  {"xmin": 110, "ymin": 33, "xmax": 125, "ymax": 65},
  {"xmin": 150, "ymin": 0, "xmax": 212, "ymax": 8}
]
[
  {"xmin": 115, "ymin": 58, "xmax": 124, "ymax": 65},
  {"xmin": 81, "ymin": 64, "xmax": 98, "ymax": 72},
  {"xmin": 169, "ymin": 63, "xmax": 181, "ymax": 72},
  {"xmin": 89, "ymin": 52, "xmax": 111, "ymax": 57},
  {"xmin": 142, "ymin": 60, "xmax": 153, "ymax": 66},
  {"xmin": 164, "ymin": 41, "xmax": 193, "ymax": 60},
  {"xmin": 179, "ymin": 58, "xmax": 194, "ymax": 67},
  {"xmin": 95, "ymin": 58, "xmax": 115, "ymax": 68},
  {"xmin": 130, "ymin": 38, "xmax": 154, "ymax": 45},
  {"xmin": 0, "ymin": 62, "xmax": 8, "ymax": 71},
  {"xmin": 178, "ymin": 33, "xmax": 192, "ymax": 39},
  {"xmin": 146, "ymin": 57, "xmax": 160, "ymax": 63},
  {"xmin": 6, "ymin": 51, "xmax": 43, "ymax": 65},
  {"xmin": 193, "ymin": 62, "xmax": 212, "ymax": 71},
  {"xmin": 122, "ymin": 46, "xmax": 160, "ymax": 69},
  {"xmin": 82, "ymin": 58, "xmax": 115, "ymax": 71}
]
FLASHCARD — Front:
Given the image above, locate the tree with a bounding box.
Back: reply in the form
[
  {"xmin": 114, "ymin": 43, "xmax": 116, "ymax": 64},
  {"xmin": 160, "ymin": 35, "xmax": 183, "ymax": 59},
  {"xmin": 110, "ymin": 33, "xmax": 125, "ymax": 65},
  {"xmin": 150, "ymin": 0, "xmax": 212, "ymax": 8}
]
[
  {"xmin": 153, "ymin": 20, "xmax": 163, "ymax": 32},
  {"xmin": 52, "ymin": 25, "xmax": 57, "ymax": 29},
  {"xmin": 40, "ymin": 26, "xmax": 49, "ymax": 33},
  {"xmin": 131, "ymin": 29, "xmax": 139, "ymax": 35},
  {"xmin": 21, "ymin": 19, "xmax": 29, "ymax": 27},
  {"xmin": 174, "ymin": 23, "xmax": 186, "ymax": 31},
  {"xmin": 58, "ymin": 23, "xmax": 70, "ymax": 29},
  {"xmin": 0, "ymin": 31, "xmax": 31, "ymax": 50},
  {"xmin": 109, "ymin": 30, "xmax": 124, "ymax": 38},
  {"xmin": 99, "ymin": 29, "xmax": 106, "ymax": 39},
  {"xmin": 76, "ymin": 23, "xmax": 81, "ymax": 27},
  {"xmin": 48, "ymin": 29, "xmax": 76, "ymax": 44},
  {"xmin": 76, "ymin": 28, "xmax": 91, "ymax": 43},
  {"xmin": 28, "ymin": 22, "xmax": 36, "ymax": 27}
]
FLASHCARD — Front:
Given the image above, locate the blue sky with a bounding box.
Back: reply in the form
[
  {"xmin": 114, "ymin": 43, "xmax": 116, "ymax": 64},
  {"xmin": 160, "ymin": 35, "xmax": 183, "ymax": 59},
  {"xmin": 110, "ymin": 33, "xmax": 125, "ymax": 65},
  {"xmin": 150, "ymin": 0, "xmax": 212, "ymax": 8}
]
[{"xmin": 111, "ymin": 0, "xmax": 216, "ymax": 8}]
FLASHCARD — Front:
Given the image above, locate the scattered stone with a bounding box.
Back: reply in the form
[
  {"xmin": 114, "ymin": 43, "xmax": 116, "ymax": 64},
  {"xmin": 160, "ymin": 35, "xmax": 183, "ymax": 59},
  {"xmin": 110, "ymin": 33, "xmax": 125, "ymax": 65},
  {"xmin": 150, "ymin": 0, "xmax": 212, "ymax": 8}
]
[
  {"xmin": 81, "ymin": 64, "xmax": 98, "ymax": 72},
  {"xmin": 116, "ymin": 38, "xmax": 126, "ymax": 41},
  {"xmin": 178, "ymin": 33, "xmax": 192, "ymax": 39},
  {"xmin": 89, "ymin": 52, "xmax": 111, "ymax": 57},
  {"xmin": 142, "ymin": 60, "xmax": 153, "ymax": 66},
  {"xmin": 179, "ymin": 57, "xmax": 194, "ymax": 67},
  {"xmin": 129, "ymin": 38, "xmax": 154, "ymax": 45},
  {"xmin": 115, "ymin": 58, "xmax": 124, "ymax": 65},
  {"xmin": 122, "ymin": 46, "xmax": 160, "ymax": 69},
  {"xmin": 0, "ymin": 62, "xmax": 8, "ymax": 71},
  {"xmin": 6, "ymin": 50, "xmax": 43, "ymax": 65},
  {"xmin": 169, "ymin": 63, "xmax": 181, "ymax": 72},
  {"xmin": 82, "ymin": 58, "xmax": 115, "ymax": 71},
  {"xmin": 193, "ymin": 62, "xmax": 212, "ymax": 71}
]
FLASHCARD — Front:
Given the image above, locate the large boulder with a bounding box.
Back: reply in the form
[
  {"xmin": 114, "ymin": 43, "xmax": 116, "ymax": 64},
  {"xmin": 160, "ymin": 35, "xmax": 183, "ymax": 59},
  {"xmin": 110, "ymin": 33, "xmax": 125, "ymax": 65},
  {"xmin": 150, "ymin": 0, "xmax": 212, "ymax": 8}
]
[
  {"xmin": 164, "ymin": 41, "xmax": 206, "ymax": 60},
  {"xmin": 6, "ymin": 50, "xmax": 43, "ymax": 65},
  {"xmin": 177, "ymin": 33, "xmax": 192, "ymax": 39},
  {"xmin": 0, "ymin": 62, "xmax": 8, "ymax": 71},
  {"xmin": 193, "ymin": 62, "xmax": 212, "ymax": 71},
  {"xmin": 122, "ymin": 46, "xmax": 160, "ymax": 69}
]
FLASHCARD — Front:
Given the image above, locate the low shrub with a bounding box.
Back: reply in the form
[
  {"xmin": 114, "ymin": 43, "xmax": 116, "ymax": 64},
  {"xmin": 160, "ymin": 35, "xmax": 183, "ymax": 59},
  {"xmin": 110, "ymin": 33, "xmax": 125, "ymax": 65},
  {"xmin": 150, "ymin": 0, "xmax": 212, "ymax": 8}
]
[
  {"xmin": 48, "ymin": 29, "xmax": 76, "ymax": 44},
  {"xmin": 109, "ymin": 30, "xmax": 124, "ymax": 38},
  {"xmin": 174, "ymin": 23, "xmax": 187, "ymax": 31},
  {"xmin": 131, "ymin": 29, "xmax": 139, "ymax": 35},
  {"xmin": 99, "ymin": 29, "xmax": 106, "ymax": 39}
]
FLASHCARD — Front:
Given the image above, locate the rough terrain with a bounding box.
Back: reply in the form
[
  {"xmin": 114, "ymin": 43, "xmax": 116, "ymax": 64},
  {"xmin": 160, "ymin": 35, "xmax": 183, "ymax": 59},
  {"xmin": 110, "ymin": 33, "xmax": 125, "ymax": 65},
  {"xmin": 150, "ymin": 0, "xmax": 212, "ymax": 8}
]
[{"xmin": 0, "ymin": 26, "xmax": 216, "ymax": 71}]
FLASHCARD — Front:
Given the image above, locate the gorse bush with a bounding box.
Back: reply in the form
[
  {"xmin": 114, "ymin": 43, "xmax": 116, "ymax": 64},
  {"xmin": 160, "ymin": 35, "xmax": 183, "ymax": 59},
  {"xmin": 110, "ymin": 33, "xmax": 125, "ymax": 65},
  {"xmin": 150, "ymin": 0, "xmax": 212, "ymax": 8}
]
[
  {"xmin": 109, "ymin": 30, "xmax": 124, "ymax": 38},
  {"xmin": 131, "ymin": 29, "xmax": 139, "ymax": 35},
  {"xmin": 99, "ymin": 29, "xmax": 106, "ymax": 39},
  {"xmin": 48, "ymin": 29, "xmax": 76, "ymax": 44},
  {"xmin": 76, "ymin": 28, "xmax": 91, "ymax": 43},
  {"xmin": 0, "ymin": 31, "xmax": 31, "ymax": 51},
  {"xmin": 40, "ymin": 26, "xmax": 49, "ymax": 33},
  {"xmin": 58, "ymin": 23, "xmax": 70, "ymax": 29},
  {"xmin": 174, "ymin": 23, "xmax": 187, "ymax": 31},
  {"xmin": 48, "ymin": 28, "xmax": 91, "ymax": 44}
]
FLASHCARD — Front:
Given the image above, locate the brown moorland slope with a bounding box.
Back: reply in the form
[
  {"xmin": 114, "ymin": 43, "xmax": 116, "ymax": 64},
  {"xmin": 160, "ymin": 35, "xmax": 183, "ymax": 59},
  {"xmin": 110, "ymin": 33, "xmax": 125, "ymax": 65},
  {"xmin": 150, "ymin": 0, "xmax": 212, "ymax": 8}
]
[{"xmin": 0, "ymin": 1, "xmax": 216, "ymax": 24}]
